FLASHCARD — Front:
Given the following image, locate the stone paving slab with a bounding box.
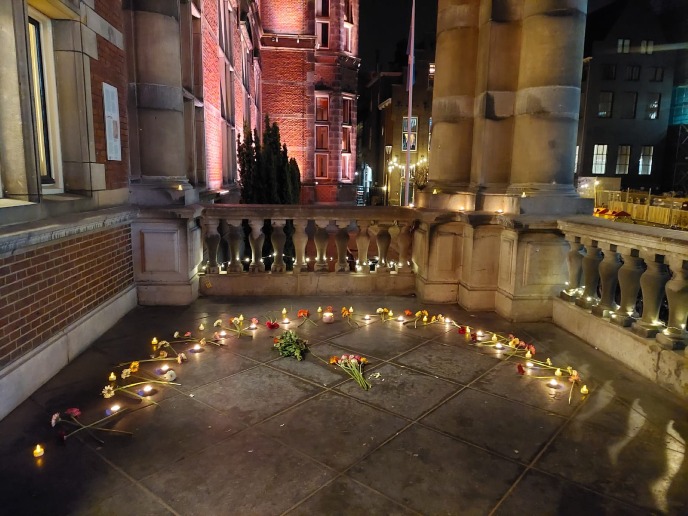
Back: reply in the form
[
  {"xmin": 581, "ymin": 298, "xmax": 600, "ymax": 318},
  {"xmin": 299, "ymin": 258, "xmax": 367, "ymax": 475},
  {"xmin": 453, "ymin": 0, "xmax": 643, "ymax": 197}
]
[{"xmin": 0, "ymin": 295, "xmax": 686, "ymax": 515}]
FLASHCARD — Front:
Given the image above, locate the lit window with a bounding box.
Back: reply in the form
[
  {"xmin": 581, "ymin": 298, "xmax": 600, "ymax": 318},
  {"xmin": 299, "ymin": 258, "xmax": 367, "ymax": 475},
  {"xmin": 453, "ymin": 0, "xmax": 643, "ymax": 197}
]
[
  {"xmin": 342, "ymin": 154, "xmax": 351, "ymax": 180},
  {"xmin": 27, "ymin": 9, "xmax": 62, "ymax": 193},
  {"xmin": 617, "ymin": 39, "xmax": 630, "ymax": 53},
  {"xmin": 645, "ymin": 93, "xmax": 660, "ymax": 119},
  {"xmin": 597, "ymin": 91, "xmax": 613, "ymax": 118},
  {"xmin": 315, "ymin": 0, "xmax": 329, "ymax": 17},
  {"xmin": 619, "ymin": 92, "xmax": 637, "ymax": 119},
  {"xmin": 639, "ymin": 146, "xmax": 653, "ymax": 175},
  {"xmin": 343, "ymin": 0, "xmax": 352, "ymax": 22},
  {"xmin": 616, "ymin": 145, "xmax": 631, "ymax": 174},
  {"xmin": 315, "ymin": 153, "xmax": 328, "ymax": 178},
  {"xmin": 316, "ymin": 125, "xmax": 329, "ymax": 150},
  {"xmin": 593, "ymin": 144, "xmax": 608, "ymax": 174},
  {"xmin": 625, "ymin": 65, "xmax": 640, "ymax": 81},
  {"xmin": 428, "ymin": 63, "xmax": 435, "ymax": 88},
  {"xmin": 640, "ymin": 40, "xmax": 654, "ymax": 54},
  {"xmin": 316, "ymin": 96, "xmax": 329, "ymax": 122},
  {"xmin": 575, "ymin": 145, "xmax": 579, "ymax": 174},
  {"xmin": 344, "ymin": 26, "xmax": 352, "ymax": 53},
  {"xmin": 342, "ymin": 98, "xmax": 352, "ymax": 125},
  {"xmin": 316, "ymin": 21, "xmax": 329, "ymax": 48},
  {"xmin": 342, "ymin": 126, "xmax": 351, "ymax": 153}
]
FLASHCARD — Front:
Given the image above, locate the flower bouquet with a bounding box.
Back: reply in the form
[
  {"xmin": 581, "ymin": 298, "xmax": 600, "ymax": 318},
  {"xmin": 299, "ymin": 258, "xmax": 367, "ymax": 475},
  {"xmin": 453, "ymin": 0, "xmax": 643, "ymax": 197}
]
[
  {"xmin": 51, "ymin": 407, "xmax": 132, "ymax": 444},
  {"xmin": 273, "ymin": 330, "xmax": 308, "ymax": 360},
  {"xmin": 329, "ymin": 354, "xmax": 371, "ymax": 390}
]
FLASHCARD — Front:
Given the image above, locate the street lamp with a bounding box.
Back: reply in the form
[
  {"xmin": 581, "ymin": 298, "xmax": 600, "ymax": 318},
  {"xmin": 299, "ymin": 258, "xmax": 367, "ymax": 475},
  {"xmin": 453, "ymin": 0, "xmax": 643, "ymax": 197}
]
[{"xmin": 384, "ymin": 145, "xmax": 392, "ymax": 206}]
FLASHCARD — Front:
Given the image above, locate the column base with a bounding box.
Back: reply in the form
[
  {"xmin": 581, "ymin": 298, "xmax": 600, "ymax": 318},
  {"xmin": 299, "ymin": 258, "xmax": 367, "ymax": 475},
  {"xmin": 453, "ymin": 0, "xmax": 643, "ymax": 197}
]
[
  {"xmin": 559, "ymin": 290, "xmax": 580, "ymax": 302},
  {"xmin": 609, "ymin": 314, "xmax": 635, "ymax": 327},
  {"xmin": 591, "ymin": 304, "xmax": 618, "ymax": 318},
  {"xmin": 656, "ymin": 330, "xmax": 688, "ymax": 351},
  {"xmin": 138, "ymin": 279, "xmax": 199, "ymax": 305},
  {"xmin": 631, "ymin": 321, "xmax": 661, "ymax": 339},
  {"xmin": 575, "ymin": 297, "xmax": 598, "ymax": 310}
]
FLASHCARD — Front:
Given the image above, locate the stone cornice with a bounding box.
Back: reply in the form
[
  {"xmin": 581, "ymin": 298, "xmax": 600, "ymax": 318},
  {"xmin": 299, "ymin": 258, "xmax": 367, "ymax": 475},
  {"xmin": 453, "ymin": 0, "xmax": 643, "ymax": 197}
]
[{"xmin": 0, "ymin": 207, "xmax": 137, "ymax": 259}]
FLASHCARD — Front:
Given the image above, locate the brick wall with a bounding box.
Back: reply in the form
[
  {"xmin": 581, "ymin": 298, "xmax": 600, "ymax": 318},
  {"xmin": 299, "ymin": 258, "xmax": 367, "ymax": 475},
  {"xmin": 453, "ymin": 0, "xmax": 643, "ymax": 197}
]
[
  {"xmin": 202, "ymin": 0, "xmax": 223, "ymax": 189},
  {"xmin": 260, "ymin": 0, "xmax": 311, "ymax": 35},
  {"xmin": 0, "ymin": 226, "xmax": 134, "ymax": 367},
  {"xmin": 91, "ymin": 0, "xmax": 128, "ymax": 190}
]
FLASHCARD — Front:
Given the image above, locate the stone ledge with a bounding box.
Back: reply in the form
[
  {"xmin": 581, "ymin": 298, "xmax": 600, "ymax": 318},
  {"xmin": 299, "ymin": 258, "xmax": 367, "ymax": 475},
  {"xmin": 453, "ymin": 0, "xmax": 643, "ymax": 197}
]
[{"xmin": 553, "ymin": 297, "xmax": 687, "ymax": 400}]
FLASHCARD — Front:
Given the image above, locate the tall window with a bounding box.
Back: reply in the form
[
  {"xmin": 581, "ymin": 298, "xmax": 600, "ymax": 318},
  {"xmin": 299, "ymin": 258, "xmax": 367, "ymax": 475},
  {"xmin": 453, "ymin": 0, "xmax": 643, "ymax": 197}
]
[
  {"xmin": 316, "ymin": 22, "xmax": 329, "ymax": 48},
  {"xmin": 616, "ymin": 145, "xmax": 631, "ymax": 174},
  {"xmin": 342, "ymin": 97, "xmax": 352, "ymax": 125},
  {"xmin": 341, "ymin": 154, "xmax": 351, "ymax": 180},
  {"xmin": 650, "ymin": 67, "xmax": 664, "ymax": 82},
  {"xmin": 27, "ymin": 9, "xmax": 62, "ymax": 192},
  {"xmin": 342, "ymin": 126, "xmax": 352, "ymax": 153},
  {"xmin": 343, "ymin": 25, "xmax": 352, "ymax": 53},
  {"xmin": 575, "ymin": 145, "xmax": 579, "ymax": 174},
  {"xmin": 601, "ymin": 64, "xmax": 616, "ymax": 80},
  {"xmin": 617, "ymin": 39, "xmax": 630, "ymax": 53},
  {"xmin": 645, "ymin": 93, "xmax": 661, "ymax": 119},
  {"xmin": 640, "ymin": 40, "xmax": 654, "ymax": 54},
  {"xmin": 593, "ymin": 144, "xmax": 608, "ymax": 174},
  {"xmin": 316, "ymin": 126, "xmax": 329, "ymax": 150},
  {"xmin": 343, "ymin": 0, "xmax": 353, "ymax": 22},
  {"xmin": 619, "ymin": 92, "xmax": 637, "ymax": 119},
  {"xmin": 315, "ymin": 153, "xmax": 328, "ymax": 178},
  {"xmin": 316, "ymin": 0, "xmax": 329, "ymax": 17},
  {"xmin": 639, "ymin": 146, "xmax": 653, "ymax": 175},
  {"xmin": 625, "ymin": 65, "xmax": 640, "ymax": 81},
  {"xmin": 598, "ymin": 92, "xmax": 613, "ymax": 118},
  {"xmin": 316, "ymin": 96, "xmax": 329, "ymax": 121}
]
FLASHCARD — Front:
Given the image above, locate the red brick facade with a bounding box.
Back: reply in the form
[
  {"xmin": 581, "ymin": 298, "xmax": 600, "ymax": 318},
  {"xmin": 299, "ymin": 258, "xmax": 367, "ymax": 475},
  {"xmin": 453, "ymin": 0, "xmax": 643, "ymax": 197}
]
[{"xmin": 0, "ymin": 226, "xmax": 134, "ymax": 367}]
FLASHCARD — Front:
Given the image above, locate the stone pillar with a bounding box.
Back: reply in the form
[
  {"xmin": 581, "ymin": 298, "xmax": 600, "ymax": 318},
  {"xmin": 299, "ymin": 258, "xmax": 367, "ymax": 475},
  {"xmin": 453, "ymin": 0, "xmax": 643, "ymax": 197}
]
[
  {"xmin": 248, "ymin": 219, "xmax": 265, "ymax": 273},
  {"xmin": 225, "ymin": 219, "xmax": 244, "ymax": 273},
  {"xmin": 611, "ymin": 248, "xmax": 644, "ymax": 327},
  {"xmin": 128, "ymin": 3, "xmax": 194, "ymax": 205},
  {"xmin": 355, "ymin": 221, "xmax": 371, "ymax": 273},
  {"xmin": 314, "ymin": 220, "xmax": 330, "ymax": 272},
  {"xmin": 334, "ymin": 222, "xmax": 350, "ymax": 273},
  {"xmin": 270, "ymin": 220, "xmax": 287, "ymax": 273},
  {"xmin": 561, "ymin": 236, "xmax": 584, "ymax": 301},
  {"xmin": 508, "ymin": 1, "xmax": 586, "ymax": 199},
  {"xmin": 397, "ymin": 223, "xmax": 413, "ymax": 274},
  {"xmin": 657, "ymin": 258, "xmax": 688, "ymax": 350},
  {"xmin": 375, "ymin": 225, "xmax": 392, "ymax": 273},
  {"xmin": 429, "ymin": 0, "xmax": 479, "ymax": 188},
  {"xmin": 632, "ymin": 254, "xmax": 671, "ymax": 338},
  {"xmin": 292, "ymin": 219, "xmax": 309, "ymax": 273},
  {"xmin": 592, "ymin": 244, "xmax": 622, "ymax": 317},
  {"xmin": 203, "ymin": 218, "xmax": 221, "ymax": 274},
  {"xmin": 575, "ymin": 239, "xmax": 602, "ymax": 309}
]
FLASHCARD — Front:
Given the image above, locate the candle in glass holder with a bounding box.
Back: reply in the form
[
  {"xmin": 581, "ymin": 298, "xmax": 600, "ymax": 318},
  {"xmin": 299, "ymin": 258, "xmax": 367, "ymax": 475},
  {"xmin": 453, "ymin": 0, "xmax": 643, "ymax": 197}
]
[
  {"xmin": 322, "ymin": 312, "xmax": 334, "ymax": 323},
  {"xmin": 33, "ymin": 445, "xmax": 44, "ymax": 457}
]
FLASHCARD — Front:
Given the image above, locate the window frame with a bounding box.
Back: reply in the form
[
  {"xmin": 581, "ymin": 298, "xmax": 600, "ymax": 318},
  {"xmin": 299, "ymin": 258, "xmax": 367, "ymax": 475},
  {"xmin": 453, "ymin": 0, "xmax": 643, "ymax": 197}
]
[
  {"xmin": 597, "ymin": 91, "xmax": 613, "ymax": 118},
  {"xmin": 645, "ymin": 93, "xmax": 661, "ymax": 120},
  {"xmin": 315, "ymin": 153, "xmax": 328, "ymax": 178},
  {"xmin": 315, "ymin": 125, "xmax": 329, "ymax": 150},
  {"xmin": 617, "ymin": 38, "xmax": 630, "ymax": 53},
  {"xmin": 316, "ymin": 95, "xmax": 329, "ymax": 122},
  {"xmin": 616, "ymin": 145, "xmax": 631, "ymax": 175},
  {"xmin": 316, "ymin": 21, "xmax": 329, "ymax": 49},
  {"xmin": 639, "ymin": 146, "xmax": 653, "ymax": 175},
  {"xmin": 619, "ymin": 91, "xmax": 637, "ymax": 119},
  {"xmin": 592, "ymin": 144, "xmax": 608, "ymax": 175}
]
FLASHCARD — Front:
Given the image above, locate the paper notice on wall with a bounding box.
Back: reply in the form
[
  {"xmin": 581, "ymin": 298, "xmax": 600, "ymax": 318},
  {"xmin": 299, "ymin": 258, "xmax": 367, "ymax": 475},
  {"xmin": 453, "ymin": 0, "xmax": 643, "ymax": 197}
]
[{"xmin": 103, "ymin": 83, "xmax": 121, "ymax": 161}]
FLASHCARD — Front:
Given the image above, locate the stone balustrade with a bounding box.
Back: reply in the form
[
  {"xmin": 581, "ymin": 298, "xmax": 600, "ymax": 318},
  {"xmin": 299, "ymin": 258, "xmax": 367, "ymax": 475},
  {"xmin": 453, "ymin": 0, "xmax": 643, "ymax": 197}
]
[
  {"xmin": 198, "ymin": 205, "xmax": 418, "ymax": 296},
  {"xmin": 558, "ymin": 215, "xmax": 688, "ymax": 349}
]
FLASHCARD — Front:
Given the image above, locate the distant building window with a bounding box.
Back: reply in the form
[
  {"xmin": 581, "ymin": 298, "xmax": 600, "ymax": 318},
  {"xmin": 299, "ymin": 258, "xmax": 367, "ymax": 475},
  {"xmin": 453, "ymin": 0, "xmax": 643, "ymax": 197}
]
[
  {"xmin": 429, "ymin": 62, "xmax": 435, "ymax": 88},
  {"xmin": 342, "ymin": 97, "xmax": 352, "ymax": 125},
  {"xmin": 316, "ymin": 96, "xmax": 329, "ymax": 121},
  {"xmin": 617, "ymin": 39, "xmax": 630, "ymax": 53},
  {"xmin": 601, "ymin": 64, "xmax": 616, "ymax": 80},
  {"xmin": 645, "ymin": 93, "xmax": 661, "ymax": 119},
  {"xmin": 428, "ymin": 117, "xmax": 432, "ymax": 152},
  {"xmin": 625, "ymin": 65, "xmax": 640, "ymax": 81},
  {"xmin": 343, "ymin": 0, "xmax": 353, "ymax": 22},
  {"xmin": 639, "ymin": 146, "xmax": 653, "ymax": 175},
  {"xmin": 598, "ymin": 91, "xmax": 613, "ymax": 118},
  {"xmin": 575, "ymin": 145, "xmax": 579, "ymax": 174},
  {"xmin": 640, "ymin": 40, "xmax": 654, "ymax": 54},
  {"xmin": 619, "ymin": 92, "xmax": 637, "ymax": 119},
  {"xmin": 315, "ymin": 125, "xmax": 329, "ymax": 150},
  {"xmin": 616, "ymin": 145, "xmax": 631, "ymax": 174},
  {"xmin": 343, "ymin": 25, "xmax": 352, "ymax": 53},
  {"xmin": 315, "ymin": 153, "xmax": 328, "ymax": 178},
  {"xmin": 650, "ymin": 67, "xmax": 664, "ymax": 82},
  {"xmin": 342, "ymin": 126, "xmax": 351, "ymax": 153},
  {"xmin": 341, "ymin": 153, "xmax": 351, "ymax": 180},
  {"xmin": 316, "ymin": 0, "xmax": 329, "ymax": 17},
  {"xmin": 593, "ymin": 144, "xmax": 608, "ymax": 174},
  {"xmin": 316, "ymin": 21, "xmax": 329, "ymax": 48}
]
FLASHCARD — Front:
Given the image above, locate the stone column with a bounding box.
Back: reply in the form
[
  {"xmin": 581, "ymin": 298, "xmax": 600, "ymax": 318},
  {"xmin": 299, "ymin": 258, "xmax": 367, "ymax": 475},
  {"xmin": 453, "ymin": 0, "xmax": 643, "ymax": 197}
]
[
  {"xmin": 248, "ymin": 219, "xmax": 265, "ymax": 273},
  {"xmin": 575, "ymin": 239, "xmax": 602, "ymax": 309},
  {"xmin": 508, "ymin": 1, "xmax": 586, "ymax": 198},
  {"xmin": 429, "ymin": 0, "xmax": 479, "ymax": 188},
  {"xmin": 592, "ymin": 244, "xmax": 622, "ymax": 318},
  {"xmin": 292, "ymin": 219, "xmax": 309, "ymax": 273},
  {"xmin": 128, "ymin": 3, "xmax": 194, "ymax": 205},
  {"xmin": 657, "ymin": 258, "xmax": 688, "ymax": 350},
  {"xmin": 334, "ymin": 222, "xmax": 350, "ymax": 273},
  {"xmin": 611, "ymin": 248, "xmax": 644, "ymax": 327},
  {"xmin": 203, "ymin": 218, "xmax": 221, "ymax": 274},
  {"xmin": 632, "ymin": 254, "xmax": 671, "ymax": 338},
  {"xmin": 375, "ymin": 225, "xmax": 392, "ymax": 274},
  {"xmin": 270, "ymin": 220, "xmax": 287, "ymax": 273},
  {"xmin": 561, "ymin": 236, "xmax": 584, "ymax": 301},
  {"xmin": 355, "ymin": 221, "xmax": 371, "ymax": 273},
  {"xmin": 397, "ymin": 223, "xmax": 413, "ymax": 274},
  {"xmin": 314, "ymin": 220, "xmax": 330, "ymax": 272},
  {"xmin": 225, "ymin": 219, "xmax": 244, "ymax": 273}
]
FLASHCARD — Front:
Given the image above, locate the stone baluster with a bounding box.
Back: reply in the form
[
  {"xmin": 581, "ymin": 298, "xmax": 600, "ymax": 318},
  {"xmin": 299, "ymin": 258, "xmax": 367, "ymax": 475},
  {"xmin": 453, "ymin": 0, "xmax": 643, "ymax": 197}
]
[
  {"xmin": 270, "ymin": 219, "xmax": 287, "ymax": 273},
  {"xmin": 397, "ymin": 222, "xmax": 413, "ymax": 274},
  {"xmin": 224, "ymin": 219, "xmax": 244, "ymax": 273},
  {"xmin": 611, "ymin": 248, "xmax": 644, "ymax": 327},
  {"xmin": 657, "ymin": 258, "xmax": 688, "ymax": 350},
  {"xmin": 292, "ymin": 219, "xmax": 309, "ymax": 273},
  {"xmin": 592, "ymin": 244, "xmax": 622, "ymax": 318},
  {"xmin": 248, "ymin": 219, "xmax": 265, "ymax": 272},
  {"xmin": 376, "ymin": 225, "xmax": 392, "ymax": 274},
  {"xmin": 334, "ymin": 221, "xmax": 350, "ymax": 273},
  {"xmin": 355, "ymin": 220, "xmax": 371, "ymax": 273},
  {"xmin": 562, "ymin": 236, "xmax": 585, "ymax": 301},
  {"xmin": 314, "ymin": 220, "xmax": 330, "ymax": 272},
  {"xmin": 632, "ymin": 253, "xmax": 671, "ymax": 338},
  {"xmin": 575, "ymin": 239, "xmax": 602, "ymax": 309},
  {"xmin": 204, "ymin": 217, "xmax": 221, "ymax": 274}
]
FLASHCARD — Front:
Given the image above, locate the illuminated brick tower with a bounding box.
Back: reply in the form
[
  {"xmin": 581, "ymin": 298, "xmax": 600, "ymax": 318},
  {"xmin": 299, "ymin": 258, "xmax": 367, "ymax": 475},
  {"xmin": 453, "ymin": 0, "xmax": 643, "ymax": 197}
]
[{"xmin": 260, "ymin": 0, "xmax": 359, "ymax": 203}]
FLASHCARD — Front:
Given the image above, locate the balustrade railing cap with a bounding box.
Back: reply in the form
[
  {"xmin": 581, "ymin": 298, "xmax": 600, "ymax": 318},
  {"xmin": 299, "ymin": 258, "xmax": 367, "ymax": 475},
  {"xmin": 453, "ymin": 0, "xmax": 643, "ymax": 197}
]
[{"xmin": 201, "ymin": 204, "xmax": 418, "ymax": 222}]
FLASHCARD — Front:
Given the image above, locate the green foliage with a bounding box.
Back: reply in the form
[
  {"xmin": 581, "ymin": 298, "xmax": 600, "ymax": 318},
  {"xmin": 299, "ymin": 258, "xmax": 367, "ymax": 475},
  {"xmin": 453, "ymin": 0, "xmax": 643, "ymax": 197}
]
[
  {"xmin": 238, "ymin": 116, "xmax": 301, "ymax": 204},
  {"xmin": 273, "ymin": 330, "xmax": 308, "ymax": 361}
]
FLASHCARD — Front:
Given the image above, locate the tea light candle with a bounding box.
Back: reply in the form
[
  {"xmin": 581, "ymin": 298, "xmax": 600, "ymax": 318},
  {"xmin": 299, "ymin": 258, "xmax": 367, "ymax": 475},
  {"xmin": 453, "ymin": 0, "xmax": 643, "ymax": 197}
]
[
  {"xmin": 445, "ymin": 319, "xmax": 452, "ymax": 325},
  {"xmin": 322, "ymin": 312, "xmax": 334, "ymax": 323},
  {"xmin": 422, "ymin": 316, "xmax": 428, "ymax": 323},
  {"xmin": 249, "ymin": 323, "xmax": 257, "ymax": 330},
  {"xmin": 526, "ymin": 361, "xmax": 534, "ymax": 368},
  {"xmin": 476, "ymin": 330, "xmax": 484, "ymax": 338},
  {"xmin": 33, "ymin": 445, "xmax": 44, "ymax": 457},
  {"xmin": 190, "ymin": 343, "xmax": 204, "ymax": 353},
  {"xmin": 548, "ymin": 379, "xmax": 558, "ymax": 388},
  {"xmin": 106, "ymin": 404, "xmax": 121, "ymax": 416},
  {"xmin": 364, "ymin": 315, "xmax": 371, "ymax": 320},
  {"xmin": 495, "ymin": 342, "xmax": 503, "ymax": 349},
  {"xmin": 151, "ymin": 337, "xmax": 158, "ymax": 346},
  {"xmin": 554, "ymin": 368, "xmax": 562, "ymax": 377},
  {"xmin": 108, "ymin": 372, "xmax": 116, "ymax": 382},
  {"xmin": 282, "ymin": 308, "xmax": 287, "ymax": 316},
  {"xmin": 397, "ymin": 315, "xmax": 404, "ymax": 322},
  {"xmin": 580, "ymin": 385, "xmax": 589, "ymax": 395},
  {"xmin": 525, "ymin": 351, "xmax": 532, "ymax": 359},
  {"xmin": 282, "ymin": 318, "xmax": 290, "ymax": 324},
  {"xmin": 219, "ymin": 330, "xmax": 227, "ymax": 338}
]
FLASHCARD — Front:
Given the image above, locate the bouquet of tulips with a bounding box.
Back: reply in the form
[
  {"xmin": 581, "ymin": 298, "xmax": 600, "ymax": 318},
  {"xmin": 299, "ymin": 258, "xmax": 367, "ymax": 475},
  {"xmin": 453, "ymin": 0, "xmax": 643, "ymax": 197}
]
[{"xmin": 329, "ymin": 354, "xmax": 371, "ymax": 390}]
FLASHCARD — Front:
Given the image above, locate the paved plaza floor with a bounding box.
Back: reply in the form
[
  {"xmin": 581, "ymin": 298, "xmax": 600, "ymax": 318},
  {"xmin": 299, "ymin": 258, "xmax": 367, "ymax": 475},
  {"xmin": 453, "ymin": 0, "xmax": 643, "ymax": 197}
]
[{"xmin": 1, "ymin": 295, "xmax": 687, "ymax": 515}]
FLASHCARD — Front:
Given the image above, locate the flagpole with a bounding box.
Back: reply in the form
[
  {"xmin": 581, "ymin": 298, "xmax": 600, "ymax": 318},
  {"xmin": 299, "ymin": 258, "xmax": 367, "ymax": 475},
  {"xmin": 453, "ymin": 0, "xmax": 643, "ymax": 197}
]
[{"xmin": 404, "ymin": 0, "xmax": 415, "ymax": 207}]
